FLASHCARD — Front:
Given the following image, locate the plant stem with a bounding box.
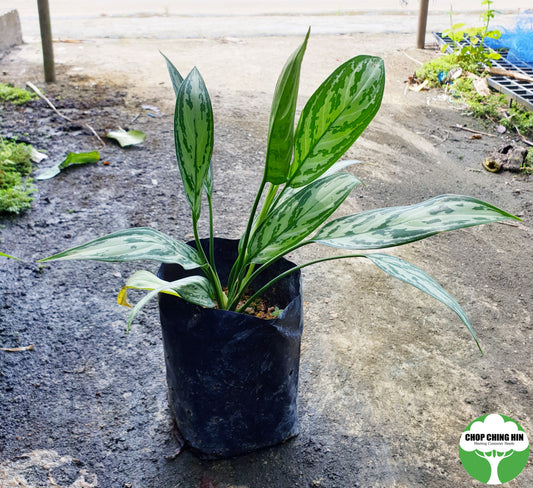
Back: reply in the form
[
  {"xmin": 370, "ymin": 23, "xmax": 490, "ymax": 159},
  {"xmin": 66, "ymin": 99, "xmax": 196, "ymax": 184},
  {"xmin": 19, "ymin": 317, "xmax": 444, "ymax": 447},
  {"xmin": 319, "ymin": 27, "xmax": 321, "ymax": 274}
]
[
  {"xmin": 236, "ymin": 252, "xmax": 366, "ymax": 313},
  {"xmin": 226, "ymin": 240, "xmax": 309, "ymax": 311},
  {"xmin": 226, "ymin": 182, "xmax": 278, "ymax": 309},
  {"xmin": 207, "ymin": 191, "xmax": 215, "ymax": 269},
  {"xmin": 227, "ymin": 178, "xmax": 267, "ymax": 296},
  {"xmin": 253, "ymin": 183, "xmax": 278, "ymax": 232},
  {"xmin": 193, "ymin": 216, "xmax": 227, "ymax": 309}
]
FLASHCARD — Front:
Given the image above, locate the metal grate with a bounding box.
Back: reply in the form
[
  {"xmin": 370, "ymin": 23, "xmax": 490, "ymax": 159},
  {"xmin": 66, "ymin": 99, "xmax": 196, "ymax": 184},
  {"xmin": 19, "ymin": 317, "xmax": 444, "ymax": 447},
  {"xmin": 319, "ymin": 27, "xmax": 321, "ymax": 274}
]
[{"xmin": 434, "ymin": 32, "xmax": 533, "ymax": 111}]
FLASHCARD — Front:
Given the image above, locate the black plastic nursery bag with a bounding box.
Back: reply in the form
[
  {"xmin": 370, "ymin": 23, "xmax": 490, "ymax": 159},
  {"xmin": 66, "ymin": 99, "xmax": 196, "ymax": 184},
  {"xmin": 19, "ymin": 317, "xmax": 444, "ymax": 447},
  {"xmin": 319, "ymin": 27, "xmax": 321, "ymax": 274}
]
[{"xmin": 158, "ymin": 238, "xmax": 303, "ymax": 459}]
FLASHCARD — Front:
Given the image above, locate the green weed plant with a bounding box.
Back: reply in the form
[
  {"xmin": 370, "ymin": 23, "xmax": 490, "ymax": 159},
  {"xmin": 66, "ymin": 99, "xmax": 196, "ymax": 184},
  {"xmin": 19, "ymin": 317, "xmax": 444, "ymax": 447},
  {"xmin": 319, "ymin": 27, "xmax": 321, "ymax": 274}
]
[{"xmin": 442, "ymin": 0, "xmax": 501, "ymax": 68}]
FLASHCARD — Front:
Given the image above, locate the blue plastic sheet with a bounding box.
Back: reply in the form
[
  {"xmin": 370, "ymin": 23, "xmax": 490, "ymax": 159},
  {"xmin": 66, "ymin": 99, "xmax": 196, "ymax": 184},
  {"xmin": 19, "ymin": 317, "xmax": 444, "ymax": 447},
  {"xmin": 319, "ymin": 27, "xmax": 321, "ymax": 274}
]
[{"xmin": 484, "ymin": 11, "xmax": 533, "ymax": 65}]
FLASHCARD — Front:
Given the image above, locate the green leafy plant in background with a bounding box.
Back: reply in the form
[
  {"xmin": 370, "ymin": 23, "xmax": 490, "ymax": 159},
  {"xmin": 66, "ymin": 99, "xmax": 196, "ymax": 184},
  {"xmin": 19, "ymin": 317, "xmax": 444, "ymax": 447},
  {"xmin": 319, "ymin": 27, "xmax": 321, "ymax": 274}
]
[
  {"xmin": 0, "ymin": 137, "xmax": 35, "ymax": 214},
  {"xmin": 441, "ymin": 0, "xmax": 501, "ymax": 69},
  {"xmin": 41, "ymin": 31, "xmax": 519, "ymax": 351}
]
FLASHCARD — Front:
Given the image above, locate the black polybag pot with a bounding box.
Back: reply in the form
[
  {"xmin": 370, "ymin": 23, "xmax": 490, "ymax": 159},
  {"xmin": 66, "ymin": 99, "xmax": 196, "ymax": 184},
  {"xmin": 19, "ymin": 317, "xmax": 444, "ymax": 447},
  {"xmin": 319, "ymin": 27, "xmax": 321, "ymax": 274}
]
[{"xmin": 157, "ymin": 238, "xmax": 303, "ymax": 459}]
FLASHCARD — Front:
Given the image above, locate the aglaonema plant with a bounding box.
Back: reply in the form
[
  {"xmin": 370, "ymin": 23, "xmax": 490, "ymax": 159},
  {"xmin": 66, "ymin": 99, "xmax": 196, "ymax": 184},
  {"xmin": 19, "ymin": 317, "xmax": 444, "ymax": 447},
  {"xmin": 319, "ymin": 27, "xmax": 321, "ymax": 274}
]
[{"xmin": 40, "ymin": 31, "xmax": 519, "ymax": 351}]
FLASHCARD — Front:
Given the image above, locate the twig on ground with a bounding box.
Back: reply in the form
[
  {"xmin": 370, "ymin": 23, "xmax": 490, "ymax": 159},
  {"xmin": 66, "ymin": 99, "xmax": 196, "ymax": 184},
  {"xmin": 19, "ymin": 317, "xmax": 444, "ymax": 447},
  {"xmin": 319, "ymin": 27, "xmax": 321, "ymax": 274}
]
[
  {"xmin": 402, "ymin": 51, "xmax": 423, "ymax": 66},
  {"xmin": 450, "ymin": 124, "xmax": 496, "ymax": 137},
  {"xmin": 0, "ymin": 344, "xmax": 34, "ymax": 352},
  {"xmin": 512, "ymin": 123, "xmax": 533, "ymax": 147},
  {"xmin": 26, "ymin": 81, "xmax": 105, "ymax": 147},
  {"xmin": 47, "ymin": 474, "xmax": 65, "ymax": 488},
  {"xmin": 497, "ymin": 221, "xmax": 529, "ymax": 231}
]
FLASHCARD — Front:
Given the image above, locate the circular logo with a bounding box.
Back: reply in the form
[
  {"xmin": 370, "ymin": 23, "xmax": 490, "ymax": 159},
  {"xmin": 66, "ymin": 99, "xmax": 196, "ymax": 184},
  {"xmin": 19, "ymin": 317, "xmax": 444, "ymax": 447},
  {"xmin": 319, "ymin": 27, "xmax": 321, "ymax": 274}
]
[{"xmin": 459, "ymin": 413, "xmax": 529, "ymax": 485}]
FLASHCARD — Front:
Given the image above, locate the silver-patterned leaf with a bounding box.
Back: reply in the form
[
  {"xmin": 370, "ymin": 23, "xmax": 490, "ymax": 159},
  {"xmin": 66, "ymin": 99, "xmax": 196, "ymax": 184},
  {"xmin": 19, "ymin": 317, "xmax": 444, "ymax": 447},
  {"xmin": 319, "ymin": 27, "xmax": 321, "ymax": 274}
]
[
  {"xmin": 174, "ymin": 67, "xmax": 214, "ymax": 219},
  {"xmin": 363, "ymin": 253, "xmax": 480, "ymax": 351},
  {"xmin": 289, "ymin": 55, "xmax": 384, "ymax": 188},
  {"xmin": 274, "ymin": 159, "xmax": 364, "ymax": 208},
  {"xmin": 204, "ymin": 163, "xmax": 213, "ymax": 197},
  {"xmin": 247, "ymin": 173, "xmax": 360, "ymax": 263},
  {"xmin": 119, "ymin": 270, "xmax": 215, "ymax": 330},
  {"xmin": 264, "ymin": 28, "xmax": 309, "ymax": 184},
  {"xmin": 314, "ymin": 194, "xmax": 519, "ymax": 250},
  {"xmin": 161, "ymin": 51, "xmax": 184, "ymax": 97},
  {"xmin": 39, "ymin": 227, "xmax": 202, "ymax": 269}
]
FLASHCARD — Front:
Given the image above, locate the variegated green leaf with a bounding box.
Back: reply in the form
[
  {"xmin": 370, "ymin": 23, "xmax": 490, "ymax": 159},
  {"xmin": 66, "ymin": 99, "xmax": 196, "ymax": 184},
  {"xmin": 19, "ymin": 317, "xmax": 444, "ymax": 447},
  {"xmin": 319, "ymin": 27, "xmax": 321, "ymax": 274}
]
[
  {"xmin": 247, "ymin": 173, "xmax": 360, "ymax": 263},
  {"xmin": 161, "ymin": 56, "xmax": 213, "ymax": 197},
  {"xmin": 314, "ymin": 194, "xmax": 519, "ymax": 250},
  {"xmin": 265, "ymin": 28, "xmax": 310, "ymax": 184},
  {"xmin": 39, "ymin": 227, "xmax": 202, "ymax": 269},
  {"xmin": 119, "ymin": 270, "xmax": 215, "ymax": 330},
  {"xmin": 321, "ymin": 159, "xmax": 364, "ymax": 178},
  {"xmin": 363, "ymin": 253, "xmax": 481, "ymax": 351},
  {"xmin": 174, "ymin": 67, "xmax": 214, "ymax": 219},
  {"xmin": 161, "ymin": 51, "xmax": 184, "ymax": 96},
  {"xmin": 274, "ymin": 159, "xmax": 364, "ymax": 209},
  {"xmin": 289, "ymin": 56, "xmax": 384, "ymax": 188},
  {"xmin": 204, "ymin": 163, "xmax": 213, "ymax": 197}
]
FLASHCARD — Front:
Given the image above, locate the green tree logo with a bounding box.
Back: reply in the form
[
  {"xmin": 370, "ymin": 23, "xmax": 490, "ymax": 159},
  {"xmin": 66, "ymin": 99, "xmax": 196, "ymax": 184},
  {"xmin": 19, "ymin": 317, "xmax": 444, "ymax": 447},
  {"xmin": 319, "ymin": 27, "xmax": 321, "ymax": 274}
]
[{"xmin": 459, "ymin": 414, "xmax": 529, "ymax": 484}]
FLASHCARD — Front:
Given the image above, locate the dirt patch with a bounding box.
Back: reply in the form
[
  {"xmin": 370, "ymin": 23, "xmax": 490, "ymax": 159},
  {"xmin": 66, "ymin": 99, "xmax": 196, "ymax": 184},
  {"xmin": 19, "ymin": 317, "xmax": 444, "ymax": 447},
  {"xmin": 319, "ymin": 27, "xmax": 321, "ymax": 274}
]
[{"xmin": 0, "ymin": 34, "xmax": 532, "ymax": 487}]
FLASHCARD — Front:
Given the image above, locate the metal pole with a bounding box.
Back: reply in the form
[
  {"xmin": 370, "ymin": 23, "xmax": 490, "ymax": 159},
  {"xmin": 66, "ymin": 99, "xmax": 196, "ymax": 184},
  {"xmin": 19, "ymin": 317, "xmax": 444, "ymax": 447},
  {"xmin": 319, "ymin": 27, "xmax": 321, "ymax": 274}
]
[
  {"xmin": 417, "ymin": 0, "xmax": 430, "ymax": 49},
  {"xmin": 37, "ymin": 0, "xmax": 55, "ymax": 82}
]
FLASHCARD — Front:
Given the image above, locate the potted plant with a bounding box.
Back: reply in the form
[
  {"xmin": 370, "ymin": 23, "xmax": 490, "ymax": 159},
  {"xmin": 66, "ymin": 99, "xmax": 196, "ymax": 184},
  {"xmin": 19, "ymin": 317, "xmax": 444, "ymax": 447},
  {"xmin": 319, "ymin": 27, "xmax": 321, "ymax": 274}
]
[{"xmin": 40, "ymin": 31, "xmax": 518, "ymax": 459}]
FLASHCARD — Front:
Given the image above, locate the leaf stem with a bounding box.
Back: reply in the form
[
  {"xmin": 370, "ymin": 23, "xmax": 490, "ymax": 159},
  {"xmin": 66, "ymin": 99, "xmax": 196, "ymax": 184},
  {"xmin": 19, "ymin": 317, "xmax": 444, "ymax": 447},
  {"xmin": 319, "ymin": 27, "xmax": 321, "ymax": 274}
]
[
  {"xmin": 228, "ymin": 178, "xmax": 267, "ymax": 297},
  {"xmin": 227, "ymin": 240, "xmax": 309, "ymax": 310},
  {"xmin": 207, "ymin": 191, "xmax": 215, "ymax": 269},
  {"xmin": 193, "ymin": 217, "xmax": 227, "ymax": 309},
  {"xmin": 235, "ymin": 251, "xmax": 365, "ymax": 313},
  {"xmin": 253, "ymin": 183, "xmax": 279, "ymax": 232}
]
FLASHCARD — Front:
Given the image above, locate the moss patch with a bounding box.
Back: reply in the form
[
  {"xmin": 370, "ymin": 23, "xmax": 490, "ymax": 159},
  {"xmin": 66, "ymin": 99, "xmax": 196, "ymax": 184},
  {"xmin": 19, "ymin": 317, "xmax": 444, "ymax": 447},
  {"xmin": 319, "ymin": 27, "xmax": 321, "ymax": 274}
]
[
  {"xmin": 0, "ymin": 83, "xmax": 36, "ymax": 105},
  {"xmin": 0, "ymin": 138, "xmax": 35, "ymax": 214}
]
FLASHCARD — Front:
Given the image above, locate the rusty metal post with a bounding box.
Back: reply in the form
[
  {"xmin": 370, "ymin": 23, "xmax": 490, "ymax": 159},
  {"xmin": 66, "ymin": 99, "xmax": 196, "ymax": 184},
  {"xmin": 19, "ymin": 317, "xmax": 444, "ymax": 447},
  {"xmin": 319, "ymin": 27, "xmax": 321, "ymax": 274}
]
[
  {"xmin": 37, "ymin": 0, "xmax": 55, "ymax": 82},
  {"xmin": 417, "ymin": 0, "xmax": 430, "ymax": 49}
]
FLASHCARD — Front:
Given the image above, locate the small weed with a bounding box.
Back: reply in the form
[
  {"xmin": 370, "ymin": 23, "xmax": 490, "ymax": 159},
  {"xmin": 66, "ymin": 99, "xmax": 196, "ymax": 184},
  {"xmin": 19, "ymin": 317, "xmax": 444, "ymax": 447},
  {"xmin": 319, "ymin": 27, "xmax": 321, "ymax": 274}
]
[
  {"xmin": 441, "ymin": 0, "xmax": 501, "ymax": 68},
  {"xmin": 0, "ymin": 83, "xmax": 36, "ymax": 105}
]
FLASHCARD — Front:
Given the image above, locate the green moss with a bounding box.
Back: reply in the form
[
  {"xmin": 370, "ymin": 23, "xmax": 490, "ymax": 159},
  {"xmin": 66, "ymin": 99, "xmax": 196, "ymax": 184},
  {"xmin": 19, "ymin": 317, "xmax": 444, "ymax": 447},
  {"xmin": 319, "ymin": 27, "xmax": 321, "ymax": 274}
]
[
  {"xmin": 0, "ymin": 137, "xmax": 35, "ymax": 215},
  {"xmin": 0, "ymin": 83, "xmax": 36, "ymax": 105},
  {"xmin": 0, "ymin": 138, "xmax": 33, "ymax": 175}
]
